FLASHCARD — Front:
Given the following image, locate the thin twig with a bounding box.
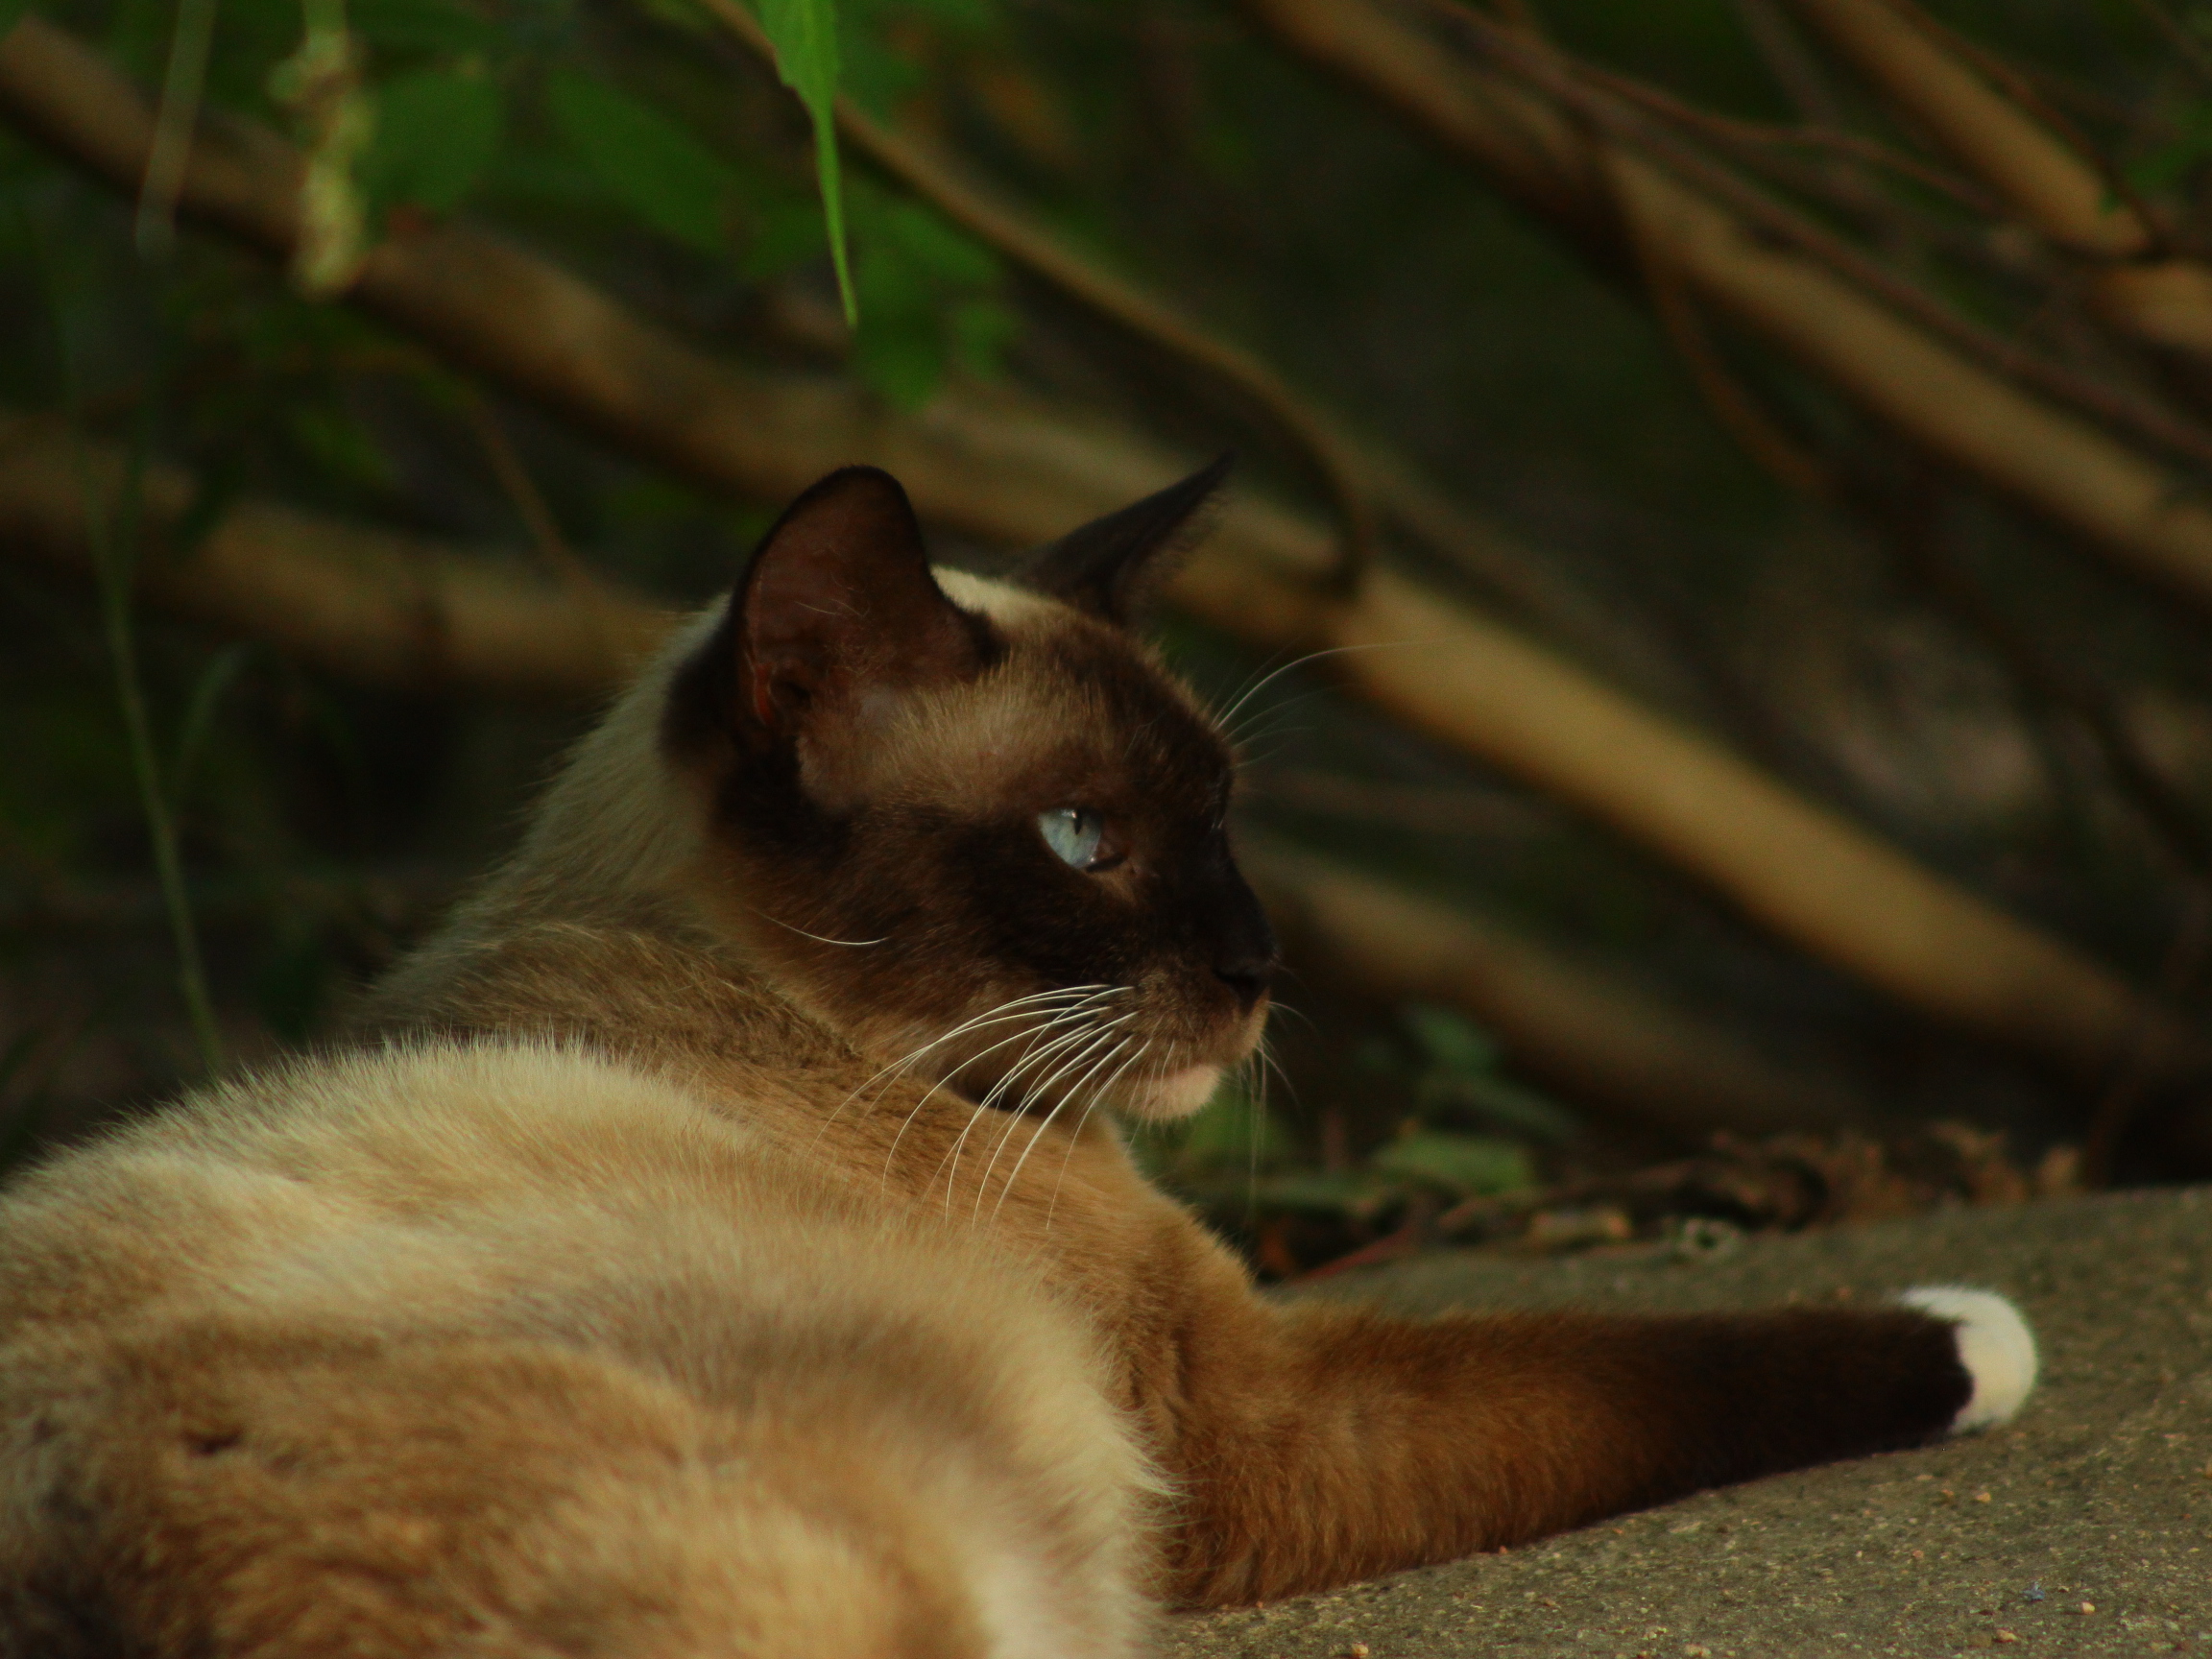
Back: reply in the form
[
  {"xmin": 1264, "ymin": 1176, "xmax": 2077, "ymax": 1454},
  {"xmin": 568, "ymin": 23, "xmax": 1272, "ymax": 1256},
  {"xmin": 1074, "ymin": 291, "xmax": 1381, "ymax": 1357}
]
[
  {"xmin": 1735, "ymin": 0, "xmax": 1846, "ymax": 126},
  {"xmin": 1883, "ymin": 0, "xmax": 2173, "ymax": 257},
  {"xmin": 70, "ymin": 421, "xmax": 228, "ymax": 1072},
  {"xmin": 1414, "ymin": 0, "xmax": 2212, "ymax": 477},
  {"xmin": 1624, "ymin": 204, "xmax": 1835, "ymax": 499},
  {"xmin": 452, "ymin": 386, "xmax": 592, "ymax": 588},
  {"xmin": 136, "ymin": 0, "xmax": 220, "ymax": 257},
  {"xmin": 693, "ymin": 0, "xmax": 1381, "ymax": 591},
  {"xmin": 1243, "ymin": 769, "xmax": 1552, "ymax": 838},
  {"xmin": 2120, "ymin": 0, "xmax": 2212, "ymax": 90},
  {"xmin": 1571, "ymin": 54, "xmax": 1999, "ymax": 217},
  {"xmin": 1877, "ymin": 476, "xmax": 2212, "ymax": 877}
]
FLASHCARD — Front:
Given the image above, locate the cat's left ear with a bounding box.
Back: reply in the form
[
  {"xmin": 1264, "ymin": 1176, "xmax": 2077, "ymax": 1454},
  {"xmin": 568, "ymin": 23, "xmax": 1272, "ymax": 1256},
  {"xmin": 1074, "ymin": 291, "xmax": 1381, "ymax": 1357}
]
[
  {"xmin": 1013, "ymin": 453, "xmax": 1233, "ymax": 628},
  {"xmin": 666, "ymin": 467, "xmax": 990, "ymax": 750}
]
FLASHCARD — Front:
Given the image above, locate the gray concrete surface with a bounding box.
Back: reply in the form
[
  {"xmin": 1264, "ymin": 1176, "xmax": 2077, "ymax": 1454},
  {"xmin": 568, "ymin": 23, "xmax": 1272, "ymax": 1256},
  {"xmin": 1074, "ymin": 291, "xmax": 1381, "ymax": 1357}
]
[{"xmin": 1167, "ymin": 1188, "xmax": 2212, "ymax": 1659}]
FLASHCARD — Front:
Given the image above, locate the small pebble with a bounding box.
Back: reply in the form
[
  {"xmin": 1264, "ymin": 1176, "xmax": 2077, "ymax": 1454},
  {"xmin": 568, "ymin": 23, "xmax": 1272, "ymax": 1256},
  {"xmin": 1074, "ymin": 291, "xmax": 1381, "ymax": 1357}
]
[
  {"xmin": 1994, "ymin": 1632, "xmax": 2018, "ymax": 1645},
  {"xmin": 1974, "ymin": 1490, "xmax": 1992, "ymax": 1503},
  {"xmin": 1342, "ymin": 1646, "xmax": 1369, "ymax": 1659},
  {"xmin": 2079, "ymin": 1601, "xmax": 2097, "ymax": 1615}
]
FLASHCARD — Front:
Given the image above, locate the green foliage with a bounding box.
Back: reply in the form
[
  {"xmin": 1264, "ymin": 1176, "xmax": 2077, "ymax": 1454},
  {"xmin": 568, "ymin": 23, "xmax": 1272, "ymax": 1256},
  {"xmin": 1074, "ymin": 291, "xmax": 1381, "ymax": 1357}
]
[
  {"xmin": 1397, "ymin": 1004, "xmax": 1578, "ymax": 1143},
  {"xmin": 350, "ymin": 0, "xmax": 500, "ymax": 58},
  {"xmin": 2129, "ymin": 98, "xmax": 2212, "ymax": 195},
  {"xmin": 1136, "ymin": 1006, "xmax": 1562, "ymax": 1259},
  {"xmin": 362, "ymin": 65, "xmax": 502, "ymax": 214},
  {"xmin": 0, "ymin": 0, "xmax": 36, "ymax": 38},
  {"xmin": 1367, "ymin": 1131, "xmax": 1532, "ymax": 1199},
  {"xmin": 754, "ymin": 0, "xmax": 854, "ymax": 321},
  {"xmin": 545, "ymin": 67, "xmax": 733, "ymax": 251},
  {"xmin": 852, "ymin": 194, "xmax": 1010, "ymax": 408}
]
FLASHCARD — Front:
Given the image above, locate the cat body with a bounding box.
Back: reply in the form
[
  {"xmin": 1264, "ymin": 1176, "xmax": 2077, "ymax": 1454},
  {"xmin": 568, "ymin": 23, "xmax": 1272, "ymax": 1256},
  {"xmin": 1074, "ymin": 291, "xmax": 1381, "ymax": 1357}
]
[{"xmin": 0, "ymin": 464, "xmax": 2036, "ymax": 1654}]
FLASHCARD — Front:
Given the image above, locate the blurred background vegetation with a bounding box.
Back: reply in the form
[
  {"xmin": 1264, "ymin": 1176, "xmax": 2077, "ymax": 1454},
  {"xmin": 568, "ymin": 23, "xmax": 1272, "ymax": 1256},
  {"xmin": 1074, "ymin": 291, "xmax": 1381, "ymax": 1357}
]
[{"xmin": 4, "ymin": 0, "xmax": 2211, "ymax": 1276}]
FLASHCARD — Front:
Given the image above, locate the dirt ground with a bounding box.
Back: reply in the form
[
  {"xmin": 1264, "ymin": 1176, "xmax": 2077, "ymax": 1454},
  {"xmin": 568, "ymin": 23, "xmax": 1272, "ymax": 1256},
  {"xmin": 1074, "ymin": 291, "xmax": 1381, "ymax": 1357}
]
[{"xmin": 1167, "ymin": 1187, "xmax": 2212, "ymax": 1659}]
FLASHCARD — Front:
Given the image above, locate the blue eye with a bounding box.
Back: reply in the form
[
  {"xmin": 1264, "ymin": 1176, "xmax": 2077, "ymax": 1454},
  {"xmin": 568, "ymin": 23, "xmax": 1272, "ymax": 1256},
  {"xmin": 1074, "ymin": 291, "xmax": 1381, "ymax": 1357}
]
[{"xmin": 1038, "ymin": 807, "xmax": 1108, "ymax": 870}]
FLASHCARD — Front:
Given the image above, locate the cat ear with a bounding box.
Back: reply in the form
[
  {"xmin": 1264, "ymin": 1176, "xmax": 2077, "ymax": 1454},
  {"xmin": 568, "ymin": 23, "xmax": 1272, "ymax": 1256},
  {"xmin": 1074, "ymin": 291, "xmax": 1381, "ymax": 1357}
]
[
  {"xmin": 1013, "ymin": 453, "xmax": 1233, "ymax": 627},
  {"xmin": 683, "ymin": 467, "xmax": 990, "ymax": 742}
]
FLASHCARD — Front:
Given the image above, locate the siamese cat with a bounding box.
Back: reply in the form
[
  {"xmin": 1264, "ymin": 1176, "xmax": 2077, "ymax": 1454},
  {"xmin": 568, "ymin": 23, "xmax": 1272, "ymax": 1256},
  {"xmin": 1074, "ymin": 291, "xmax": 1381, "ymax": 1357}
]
[{"xmin": 0, "ymin": 460, "xmax": 2035, "ymax": 1656}]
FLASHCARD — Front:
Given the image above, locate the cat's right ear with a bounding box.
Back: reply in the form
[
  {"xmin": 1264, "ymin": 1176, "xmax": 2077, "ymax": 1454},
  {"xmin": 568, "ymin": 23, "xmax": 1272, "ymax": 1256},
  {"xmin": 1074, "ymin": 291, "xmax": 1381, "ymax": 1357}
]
[
  {"xmin": 663, "ymin": 467, "xmax": 991, "ymax": 752},
  {"xmin": 1013, "ymin": 453, "xmax": 1233, "ymax": 628}
]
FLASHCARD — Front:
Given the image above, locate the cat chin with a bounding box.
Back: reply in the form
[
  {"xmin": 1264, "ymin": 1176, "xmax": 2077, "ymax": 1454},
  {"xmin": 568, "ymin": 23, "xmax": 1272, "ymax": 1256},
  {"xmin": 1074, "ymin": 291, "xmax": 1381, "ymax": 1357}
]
[{"xmin": 1119, "ymin": 1064, "xmax": 1226, "ymax": 1122}]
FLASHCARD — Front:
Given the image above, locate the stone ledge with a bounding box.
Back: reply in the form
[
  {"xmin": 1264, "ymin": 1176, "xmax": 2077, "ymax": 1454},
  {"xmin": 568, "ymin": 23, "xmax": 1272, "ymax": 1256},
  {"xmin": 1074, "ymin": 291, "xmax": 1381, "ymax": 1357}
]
[{"xmin": 1169, "ymin": 1188, "xmax": 2212, "ymax": 1658}]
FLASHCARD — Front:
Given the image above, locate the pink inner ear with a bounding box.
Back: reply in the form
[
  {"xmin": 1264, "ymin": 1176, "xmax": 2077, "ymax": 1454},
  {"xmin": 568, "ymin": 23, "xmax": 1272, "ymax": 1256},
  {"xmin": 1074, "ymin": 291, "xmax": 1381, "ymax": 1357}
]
[{"xmin": 739, "ymin": 468, "xmax": 984, "ymax": 727}]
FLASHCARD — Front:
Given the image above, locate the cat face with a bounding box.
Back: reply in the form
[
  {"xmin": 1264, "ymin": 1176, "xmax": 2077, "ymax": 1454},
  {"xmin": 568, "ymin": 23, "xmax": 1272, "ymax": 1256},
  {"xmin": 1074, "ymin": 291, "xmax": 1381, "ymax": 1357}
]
[{"xmin": 661, "ymin": 462, "xmax": 1276, "ymax": 1122}]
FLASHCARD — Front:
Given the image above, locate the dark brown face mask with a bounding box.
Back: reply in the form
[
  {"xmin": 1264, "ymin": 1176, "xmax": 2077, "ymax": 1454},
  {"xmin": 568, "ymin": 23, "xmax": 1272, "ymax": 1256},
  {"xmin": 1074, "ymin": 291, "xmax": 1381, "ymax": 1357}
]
[{"xmin": 658, "ymin": 458, "xmax": 1276, "ymax": 1118}]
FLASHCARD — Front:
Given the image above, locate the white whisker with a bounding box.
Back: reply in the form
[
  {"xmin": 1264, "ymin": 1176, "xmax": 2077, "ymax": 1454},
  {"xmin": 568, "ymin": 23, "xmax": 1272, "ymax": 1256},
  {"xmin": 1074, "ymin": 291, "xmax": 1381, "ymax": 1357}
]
[
  {"xmin": 878, "ymin": 1001, "xmax": 1109, "ymax": 1191},
  {"xmin": 940, "ymin": 1013, "xmax": 1133, "ymax": 1214},
  {"xmin": 1040, "ymin": 1038, "xmax": 1152, "ymax": 1231},
  {"xmin": 986, "ymin": 1033, "xmax": 1134, "ymax": 1227},
  {"xmin": 814, "ymin": 985, "xmax": 1117, "ymax": 1161},
  {"xmin": 964, "ymin": 1015, "xmax": 1140, "ymax": 1211}
]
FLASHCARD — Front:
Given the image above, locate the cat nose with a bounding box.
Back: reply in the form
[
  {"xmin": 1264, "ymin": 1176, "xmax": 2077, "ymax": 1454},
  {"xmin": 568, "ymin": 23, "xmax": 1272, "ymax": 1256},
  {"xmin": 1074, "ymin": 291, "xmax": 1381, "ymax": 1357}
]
[{"xmin": 1214, "ymin": 951, "xmax": 1276, "ymax": 1013}]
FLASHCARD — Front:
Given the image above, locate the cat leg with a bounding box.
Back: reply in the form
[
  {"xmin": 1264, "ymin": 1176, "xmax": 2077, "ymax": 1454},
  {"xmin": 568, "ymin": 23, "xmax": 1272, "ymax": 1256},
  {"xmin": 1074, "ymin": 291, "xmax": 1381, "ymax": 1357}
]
[
  {"xmin": 0, "ymin": 1318, "xmax": 995, "ymax": 1659},
  {"xmin": 1144, "ymin": 1255, "xmax": 2032, "ymax": 1605}
]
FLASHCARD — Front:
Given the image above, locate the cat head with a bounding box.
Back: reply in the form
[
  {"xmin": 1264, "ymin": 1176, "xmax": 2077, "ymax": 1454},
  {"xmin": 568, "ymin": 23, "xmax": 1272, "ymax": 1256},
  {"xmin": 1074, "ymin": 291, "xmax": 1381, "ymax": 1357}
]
[{"xmin": 657, "ymin": 459, "xmax": 1275, "ymax": 1121}]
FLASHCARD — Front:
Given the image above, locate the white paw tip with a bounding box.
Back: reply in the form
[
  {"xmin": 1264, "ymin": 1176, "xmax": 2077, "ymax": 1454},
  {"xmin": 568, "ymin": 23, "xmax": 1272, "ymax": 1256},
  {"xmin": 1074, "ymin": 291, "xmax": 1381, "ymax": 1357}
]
[{"xmin": 1896, "ymin": 1286, "xmax": 2038, "ymax": 1433}]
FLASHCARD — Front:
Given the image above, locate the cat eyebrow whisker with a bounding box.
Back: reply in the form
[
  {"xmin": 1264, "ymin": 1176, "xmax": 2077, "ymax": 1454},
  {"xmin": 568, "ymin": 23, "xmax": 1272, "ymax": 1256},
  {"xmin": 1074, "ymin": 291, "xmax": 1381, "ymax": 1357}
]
[
  {"xmin": 749, "ymin": 907, "xmax": 891, "ymax": 949},
  {"xmin": 1212, "ymin": 640, "xmax": 1423, "ymax": 736}
]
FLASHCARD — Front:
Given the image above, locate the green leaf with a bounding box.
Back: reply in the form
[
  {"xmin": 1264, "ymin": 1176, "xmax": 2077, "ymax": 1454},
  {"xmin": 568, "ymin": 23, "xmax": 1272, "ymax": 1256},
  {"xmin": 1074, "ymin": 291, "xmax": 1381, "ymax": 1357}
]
[
  {"xmin": 1369, "ymin": 1132, "xmax": 1534, "ymax": 1197},
  {"xmin": 1249, "ymin": 1170, "xmax": 1373, "ymax": 1215},
  {"xmin": 948, "ymin": 297, "xmax": 1017, "ymax": 376},
  {"xmin": 349, "ymin": 0, "xmax": 497, "ymax": 55},
  {"xmin": 2128, "ymin": 101, "xmax": 2212, "ymax": 195},
  {"xmin": 545, "ymin": 68, "xmax": 733, "ymax": 252},
  {"xmin": 879, "ymin": 197, "xmax": 993, "ymax": 285},
  {"xmin": 0, "ymin": 0, "xmax": 38, "ymax": 43},
  {"xmin": 754, "ymin": 0, "xmax": 854, "ymax": 322},
  {"xmin": 1400, "ymin": 1002, "xmax": 1500, "ymax": 1074},
  {"xmin": 364, "ymin": 68, "xmax": 502, "ymax": 212},
  {"xmin": 1429, "ymin": 1070, "xmax": 1579, "ymax": 1143}
]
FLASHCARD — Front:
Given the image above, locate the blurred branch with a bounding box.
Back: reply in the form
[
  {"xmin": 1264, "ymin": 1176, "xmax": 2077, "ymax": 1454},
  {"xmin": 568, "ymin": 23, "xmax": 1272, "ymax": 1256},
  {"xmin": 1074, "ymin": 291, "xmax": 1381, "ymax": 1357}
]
[
  {"xmin": 2120, "ymin": 0, "xmax": 2212, "ymax": 90},
  {"xmin": 694, "ymin": 0, "xmax": 1379, "ymax": 590},
  {"xmin": 1239, "ymin": 0, "xmax": 2212, "ymax": 618},
  {"xmin": 4, "ymin": 13, "xmax": 2200, "ymax": 1081},
  {"xmin": 1243, "ymin": 770, "xmax": 1554, "ymax": 839},
  {"xmin": 1789, "ymin": 0, "xmax": 2212, "ymax": 362},
  {"xmin": 1871, "ymin": 477, "xmax": 2212, "ymax": 878},
  {"xmin": 1247, "ymin": 841, "xmax": 1876, "ymax": 1138},
  {"xmin": 0, "ymin": 414, "xmax": 672, "ymax": 696}
]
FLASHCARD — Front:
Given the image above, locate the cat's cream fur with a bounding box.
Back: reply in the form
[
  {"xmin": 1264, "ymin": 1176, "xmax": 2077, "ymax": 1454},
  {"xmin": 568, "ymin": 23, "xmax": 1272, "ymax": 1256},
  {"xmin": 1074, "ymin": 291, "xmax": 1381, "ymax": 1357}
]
[
  {"xmin": 0, "ymin": 463, "xmax": 2029, "ymax": 1655},
  {"xmin": 0, "ymin": 1043, "xmax": 1158, "ymax": 1656}
]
